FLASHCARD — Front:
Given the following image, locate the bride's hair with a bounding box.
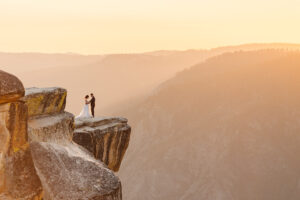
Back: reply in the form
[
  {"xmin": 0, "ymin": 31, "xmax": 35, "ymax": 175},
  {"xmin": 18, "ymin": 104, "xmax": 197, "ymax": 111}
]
[{"xmin": 85, "ymin": 95, "xmax": 89, "ymax": 99}]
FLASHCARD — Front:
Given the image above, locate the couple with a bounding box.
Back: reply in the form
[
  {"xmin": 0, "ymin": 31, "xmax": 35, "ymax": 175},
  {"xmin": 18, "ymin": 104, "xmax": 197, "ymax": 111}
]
[{"xmin": 76, "ymin": 93, "xmax": 96, "ymax": 119}]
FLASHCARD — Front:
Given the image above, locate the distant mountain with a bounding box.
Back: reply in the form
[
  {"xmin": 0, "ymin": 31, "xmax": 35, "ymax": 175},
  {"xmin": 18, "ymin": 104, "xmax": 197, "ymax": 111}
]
[
  {"xmin": 119, "ymin": 50, "xmax": 300, "ymax": 200},
  {"xmin": 146, "ymin": 43, "xmax": 300, "ymax": 56},
  {"xmin": 14, "ymin": 51, "xmax": 211, "ymax": 114},
  {"xmin": 0, "ymin": 52, "xmax": 104, "ymax": 73},
  {"xmin": 2, "ymin": 43, "xmax": 300, "ymax": 115}
]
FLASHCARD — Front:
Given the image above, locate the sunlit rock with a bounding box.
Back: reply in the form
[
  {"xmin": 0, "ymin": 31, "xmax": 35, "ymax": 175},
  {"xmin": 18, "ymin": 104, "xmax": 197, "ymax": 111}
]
[
  {"xmin": 74, "ymin": 117, "xmax": 131, "ymax": 171},
  {"xmin": 0, "ymin": 73, "xmax": 128, "ymax": 200},
  {"xmin": 0, "ymin": 71, "xmax": 42, "ymax": 199},
  {"xmin": 0, "ymin": 70, "xmax": 25, "ymax": 104},
  {"xmin": 28, "ymin": 112, "xmax": 74, "ymax": 144},
  {"xmin": 30, "ymin": 142, "xmax": 122, "ymax": 200},
  {"xmin": 24, "ymin": 87, "xmax": 74, "ymax": 145},
  {"xmin": 25, "ymin": 87, "xmax": 123, "ymax": 200},
  {"xmin": 23, "ymin": 87, "xmax": 67, "ymax": 117}
]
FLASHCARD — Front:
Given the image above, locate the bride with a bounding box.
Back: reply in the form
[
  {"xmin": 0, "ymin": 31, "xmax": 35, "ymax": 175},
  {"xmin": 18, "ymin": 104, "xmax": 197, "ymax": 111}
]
[{"xmin": 76, "ymin": 95, "xmax": 92, "ymax": 118}]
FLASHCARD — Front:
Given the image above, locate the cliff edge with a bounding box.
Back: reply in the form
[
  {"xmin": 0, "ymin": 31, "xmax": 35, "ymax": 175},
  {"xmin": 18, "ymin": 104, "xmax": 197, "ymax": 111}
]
[
  {"xmin": 74, "ymin": 117, "xmax": 131, "ymax": 172},
  {"xmin": 0, "ymin": 70, "xmax": 131, "ymax": 200}
]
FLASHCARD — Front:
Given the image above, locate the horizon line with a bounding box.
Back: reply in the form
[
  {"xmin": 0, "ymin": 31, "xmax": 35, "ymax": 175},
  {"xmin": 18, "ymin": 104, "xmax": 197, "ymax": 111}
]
[{"xmin": 0, "ymin": 42, "xmax": 300, "ymax": 56}]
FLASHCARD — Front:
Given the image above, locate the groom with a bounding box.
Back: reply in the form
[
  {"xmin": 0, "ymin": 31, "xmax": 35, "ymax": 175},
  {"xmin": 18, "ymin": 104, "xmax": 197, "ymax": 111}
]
[{"xmin": 90, "ymin": 93, "xmax": 96, "ymax": 117}]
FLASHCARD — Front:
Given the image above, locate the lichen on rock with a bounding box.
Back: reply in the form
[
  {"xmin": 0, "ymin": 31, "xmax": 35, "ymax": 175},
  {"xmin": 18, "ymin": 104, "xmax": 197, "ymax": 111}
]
[
  {"xmin": 23, "ymin": 87, "xmax": 67, "ymax": 118},
  {"xmin": 24, "ymin": 87, "xmax": 74, "ymax": 145}
]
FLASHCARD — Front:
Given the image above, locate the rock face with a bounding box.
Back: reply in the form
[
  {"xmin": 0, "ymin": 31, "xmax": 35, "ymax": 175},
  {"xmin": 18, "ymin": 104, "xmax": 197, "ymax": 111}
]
[
  {"xmin": 24, "ymin": 87, "xmax": 124, "ymax": 200},
  {"xmin": 23, "ymin": 87, "xmax": 66, "ymax": 117},
  {"xmin": 30, "ymin": 142, "xmax": 122, "ymax": 200},
  {"xmin": 25, "ymin": 87, "xmax": 74, "ymax": 144},
  {"xmin": 0, "ymin": 71, "xmax": 129, "ymax": 200},
  {"xmin": 0, "ymin": 71, "xmax": 42, "ymax": 200},
  {"xmin": 74, "ymin": 117, "xmax": 131, "ymax": 172},
  {"xmin": 0, "ymin": 70, "xmax": 25, "ymax": 104},
  {"xmin": 28, "ymin": 112, "xmax": 74, "ymax": 144}
]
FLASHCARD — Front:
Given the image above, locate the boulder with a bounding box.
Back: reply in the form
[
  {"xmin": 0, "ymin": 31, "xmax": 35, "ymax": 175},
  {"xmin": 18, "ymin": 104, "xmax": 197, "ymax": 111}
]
[
  {"xmin": 0, "ymin": 70, "xmax": 25, "ymax": 104},
  {"xmin": 23, "ymin": 87, "xmax": 67, "ymax": 117},
  {"xmin": 0, "ymin": 101, "xmax": 43, "ymax": 199},
  {"xmin": 74, "ymin": 117, "xmax": 131, "ymax": 172},
  {"xmin": 24, "ymin": 87, "xmax": 74, "ymax": 145},
  {"xmin": 28, "ymin": 112, "xmax": 74, "ymax": 144},
  {"xmin": 30, "ymin": 142, "xmax": 122, "ymax": 200}
]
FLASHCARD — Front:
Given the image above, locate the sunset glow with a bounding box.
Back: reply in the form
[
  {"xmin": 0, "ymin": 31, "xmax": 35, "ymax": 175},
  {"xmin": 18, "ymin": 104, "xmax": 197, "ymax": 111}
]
[{"xmin": 0, "ymin": 0, "xmax": 300, "ymax": 54}]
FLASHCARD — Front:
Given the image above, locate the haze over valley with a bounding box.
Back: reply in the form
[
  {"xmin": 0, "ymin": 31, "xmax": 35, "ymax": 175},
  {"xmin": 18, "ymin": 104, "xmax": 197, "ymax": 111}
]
[
  {"xmin": 118, "ymin": 49, "xmax": 300, "ymax": 200},
  {"xmin": 2, "ymin": 0, "xmax": 300, "ymax": 199},
  {"xmin": 3, "ymin": 43, "xmax": 300, "ymax": 115},
  {"xmin": 2, "ymin": 43, "xmax": 300, "ymax": 200}
]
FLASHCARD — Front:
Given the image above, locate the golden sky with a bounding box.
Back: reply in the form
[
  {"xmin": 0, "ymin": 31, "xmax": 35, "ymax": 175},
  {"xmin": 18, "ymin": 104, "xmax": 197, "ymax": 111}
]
[{"xmin": 0, "ymin": 0, "xmax": 299, "ymax": 54}]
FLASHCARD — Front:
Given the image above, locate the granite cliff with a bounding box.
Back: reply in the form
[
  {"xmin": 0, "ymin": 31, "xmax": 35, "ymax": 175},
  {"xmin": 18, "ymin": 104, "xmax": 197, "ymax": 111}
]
[
  {"xmin": 74, "ymin": 117, "xmax": 131, "ymax": 172},
  {"xmin": 0, "ymin": 70, "xmax": 131, "ymax": 200}
]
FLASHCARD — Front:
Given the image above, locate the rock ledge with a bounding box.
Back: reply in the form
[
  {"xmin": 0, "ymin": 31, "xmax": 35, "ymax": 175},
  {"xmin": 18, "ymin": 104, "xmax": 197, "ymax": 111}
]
[{"xmin": 74, "ymin": 117, "xmax": 131, "ymax": 171}]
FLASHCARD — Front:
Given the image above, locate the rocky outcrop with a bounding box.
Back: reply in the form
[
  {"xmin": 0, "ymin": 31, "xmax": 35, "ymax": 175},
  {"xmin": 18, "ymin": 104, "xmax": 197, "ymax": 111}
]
[
  {"xmin": 0, "ymin": 71, "xmax": 43, "ymax": 200},
  {"xmin": 24, "ymin": 87, "xmax": 124, "ymax": 200},
  {"xmin": 0, "ymin": 70, "xmax": 25, "ymax": 104},
  {"xmin": 28, "ymin": 112, "xmax": 74, "ymax": 144},
  {"xmin": 31, "ymin": 142, "xmax": 122, "ymax": 200},
  {"xmin": 23, "ymin": 87, "xmax": 66, "ymax": 117},
  {"xmin": 74, "ymin": 117, "xmax": 131, "ymax": 172},
  {"xmin": 25, "ymin": 87, "xmax": 74, "ymax": 145},
  {"xmin": 0, "ymin": 70, "xmax": 129, "ymax": 200}
]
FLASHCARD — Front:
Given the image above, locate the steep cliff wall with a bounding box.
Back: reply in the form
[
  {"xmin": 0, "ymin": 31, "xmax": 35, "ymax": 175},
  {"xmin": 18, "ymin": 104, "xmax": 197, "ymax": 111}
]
[
  {"xmin": 24, "ymin": 87, "xmax": 123, "ymax": 200},
  {"xmin": 0, "ymin": 70, "xmax": 130, "ymax": 200},
  {"xmin": 0, "ymin": 70, "xmax": 43, "ymax": 200},
  {"xmin": 74, "ymin": 117, "xmax": 131, "ymax": 172}
]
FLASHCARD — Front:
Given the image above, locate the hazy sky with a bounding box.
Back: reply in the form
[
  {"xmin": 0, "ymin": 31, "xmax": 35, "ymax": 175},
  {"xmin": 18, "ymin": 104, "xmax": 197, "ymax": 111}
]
[{"xmin": 0, "ymin": 0, "xmax": 299, "ymax": 54}]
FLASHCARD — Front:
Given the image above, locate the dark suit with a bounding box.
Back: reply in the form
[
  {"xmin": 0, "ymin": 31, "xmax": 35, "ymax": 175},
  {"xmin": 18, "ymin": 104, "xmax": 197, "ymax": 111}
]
[{"xmin": 90, "ymin": 96, "xmax": 96, "ymax": 117}]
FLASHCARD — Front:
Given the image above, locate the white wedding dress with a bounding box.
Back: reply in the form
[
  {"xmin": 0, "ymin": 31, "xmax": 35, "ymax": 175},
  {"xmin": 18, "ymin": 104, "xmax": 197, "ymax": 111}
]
[{"xmin": 76, "ymin": 101, "xmax": 92, "ymax": 119}]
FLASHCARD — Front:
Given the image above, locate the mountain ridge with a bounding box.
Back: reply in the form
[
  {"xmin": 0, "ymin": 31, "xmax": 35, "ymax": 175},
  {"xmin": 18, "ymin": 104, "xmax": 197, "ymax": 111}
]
[{"xmin": 118, "ymin": 49, "xmax": 300, "ymax": 200}]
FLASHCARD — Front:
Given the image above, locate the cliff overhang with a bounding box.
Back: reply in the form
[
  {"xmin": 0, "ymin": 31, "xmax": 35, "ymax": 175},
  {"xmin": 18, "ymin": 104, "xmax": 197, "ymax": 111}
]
[{"xmin": 0, "ymin": 70, "xmax": 130, "ymax": 200}]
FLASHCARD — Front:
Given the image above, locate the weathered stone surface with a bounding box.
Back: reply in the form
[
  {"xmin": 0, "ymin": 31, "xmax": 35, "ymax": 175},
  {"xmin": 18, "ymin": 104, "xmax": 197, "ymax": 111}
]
[
  {"xmin": 3, "ymin": 147, "xmax": 43, "ymax": 200},
  {"xmin": 0, "ymin": 70, "xmax": 128, "ymax": 200},
  {"xmin": 0, "ymin": 101, "xmax": 43, "ymax": 199},
  {"xmin": 74, "ymin": 117, "xmax": 131, "ymax": 172},
  {"xmin": 28, "ymin": 112, "xmax": 74, "ymax": 144},
  {"xmin": 0, "ymin": 194, "xmax": 12, "ymax": 200},
  {"xmin": 0, "ymin": 102, "xmax": 28, "ymax": 154},
  {"xmin": 75, "ymin": 117, "xmax": 128, "ymax": 129},
  {"xmin": 23, "ymin": 87, "xmax": 67, "ymax": 117},
  {"xmin": 23, "ymin": 86, "xmax": 74, "ymax": 145},
  {"xmin": 0, "ymin": 70, "xmax": 25, "ymax": 104},
  {"xmin": 30, "ymin": 142, "xmax": 122, "ymax": 200}
]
